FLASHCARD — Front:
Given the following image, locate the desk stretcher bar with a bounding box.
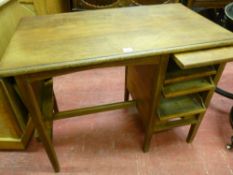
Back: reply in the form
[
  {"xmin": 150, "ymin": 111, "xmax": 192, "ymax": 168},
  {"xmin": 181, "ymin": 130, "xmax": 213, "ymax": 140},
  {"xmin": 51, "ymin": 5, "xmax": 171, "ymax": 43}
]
[{"xmin": 52, "ymin": 100, "xmax": 136, "ymax": 120}]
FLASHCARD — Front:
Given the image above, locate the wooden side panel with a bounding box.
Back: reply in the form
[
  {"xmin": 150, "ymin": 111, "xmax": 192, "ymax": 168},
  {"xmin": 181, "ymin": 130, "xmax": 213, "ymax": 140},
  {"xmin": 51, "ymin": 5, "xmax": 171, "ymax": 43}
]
[
  {"xmin": 126, "ymin": 55, "xmax": 169, "ymax": 152},
  {"xmin": 0, "ymin": 80, "xmax": 21, "ymax": 138},
  {"xmin": 126, "ymin": 56, "xmax": 161, "ymax": 128},
  {"xmin": 0, "ymin": 78, "xmax": 34, "ymax": 150}
]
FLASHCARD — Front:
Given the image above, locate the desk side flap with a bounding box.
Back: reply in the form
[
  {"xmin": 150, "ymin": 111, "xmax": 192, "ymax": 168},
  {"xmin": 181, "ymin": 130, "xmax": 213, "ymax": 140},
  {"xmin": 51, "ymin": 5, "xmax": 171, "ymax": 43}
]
[{"xmin": 173, "ymin": 46, "xmax": 233, "ymax": 69}]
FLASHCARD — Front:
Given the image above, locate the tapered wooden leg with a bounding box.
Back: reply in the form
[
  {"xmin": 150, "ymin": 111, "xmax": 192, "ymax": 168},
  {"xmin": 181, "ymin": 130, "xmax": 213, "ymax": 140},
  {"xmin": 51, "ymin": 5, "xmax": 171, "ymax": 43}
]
[
  {"xmin": 143, "ymin": 132, "xmax": 153, "ymax": 152},
  {"xmin": 186, "ymin": 123, "xmax": 201, "ymax": 143},
  {"xmin": 54, "ymin": 92, "xmax": 59, "ymax": 113},
  {"xmin": 124, "ymin": 66, "xmax": 129, "ymax": 101},
  {"xmin": 42, "ymin": 79, "xmax": 54, "ymax": 140},
  {"xmin": 27, "ymin": 81, "xmax": 59, "ymax": 172},
  {"xmin": 187, "ymin": 64, "xmax": 227, "ymax": 143},
  {"xmin": 16, "ymin": 77, "xmax": 60, "ymax": 172},
  {"xmin": 124, "ymin": 88, "xmax": 129, "ymax": 101}
]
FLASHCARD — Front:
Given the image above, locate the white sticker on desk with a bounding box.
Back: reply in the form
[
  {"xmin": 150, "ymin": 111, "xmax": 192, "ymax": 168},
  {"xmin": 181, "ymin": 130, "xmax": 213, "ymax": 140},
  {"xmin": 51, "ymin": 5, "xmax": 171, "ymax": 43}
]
[{"xmin": 123, "ymin": 48, "xmax": 134, "ymax": 53}]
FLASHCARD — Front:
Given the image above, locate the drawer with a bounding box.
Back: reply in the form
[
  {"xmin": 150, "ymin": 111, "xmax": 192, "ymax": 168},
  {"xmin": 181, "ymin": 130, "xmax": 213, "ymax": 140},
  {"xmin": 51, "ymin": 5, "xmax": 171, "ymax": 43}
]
[
  {"xmin": 162, "ymin": 76, "xmax": 215, "ymax": 98},
  {"xmin": 158, "ymin": 94, "xmax": 206, "ymax": 121},
  {"xmin": 165, "ymin": 58, "xmax": 217, "ymax": 84}
]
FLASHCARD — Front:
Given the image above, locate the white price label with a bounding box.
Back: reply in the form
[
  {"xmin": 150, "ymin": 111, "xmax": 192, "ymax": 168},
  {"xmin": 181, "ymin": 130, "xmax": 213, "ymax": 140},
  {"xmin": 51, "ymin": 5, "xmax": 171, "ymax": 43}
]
[{"xmin": 123, "ymin": 48, "xmax": 134, "ymax": 53}]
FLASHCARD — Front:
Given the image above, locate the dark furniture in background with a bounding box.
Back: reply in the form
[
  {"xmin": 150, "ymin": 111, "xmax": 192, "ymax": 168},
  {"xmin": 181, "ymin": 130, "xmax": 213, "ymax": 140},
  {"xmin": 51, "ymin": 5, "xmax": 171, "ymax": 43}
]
[
  {"xmin": 179, "ymin": 0, "xmax": 232, "ymax": 8},
  {"xmin": 70, "ymin": 0, "xmax": 179, "ymax": 10}
]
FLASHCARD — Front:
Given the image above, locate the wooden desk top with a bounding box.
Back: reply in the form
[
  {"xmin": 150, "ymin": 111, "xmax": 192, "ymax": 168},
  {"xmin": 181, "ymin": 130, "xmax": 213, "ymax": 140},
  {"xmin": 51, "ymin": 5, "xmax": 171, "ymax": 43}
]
[{"xmin": 1, "ymin": 3, "xmax": 233, "ymax": 76}]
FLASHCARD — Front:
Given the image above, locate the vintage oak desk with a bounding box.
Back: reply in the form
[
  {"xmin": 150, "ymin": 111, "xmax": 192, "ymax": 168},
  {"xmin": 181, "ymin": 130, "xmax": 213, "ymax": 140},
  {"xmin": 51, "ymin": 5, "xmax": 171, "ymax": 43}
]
[{"xmin": 1, "ymin": 3, "xmax": 233, "ymax": 172}]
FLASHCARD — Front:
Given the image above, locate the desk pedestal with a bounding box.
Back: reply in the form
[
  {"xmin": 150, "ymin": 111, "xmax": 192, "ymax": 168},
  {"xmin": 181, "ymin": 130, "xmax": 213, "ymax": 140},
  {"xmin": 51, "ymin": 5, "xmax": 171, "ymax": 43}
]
[{"xmin": 126, "ymin": 48, "xmax": 231, "ymax": 151}]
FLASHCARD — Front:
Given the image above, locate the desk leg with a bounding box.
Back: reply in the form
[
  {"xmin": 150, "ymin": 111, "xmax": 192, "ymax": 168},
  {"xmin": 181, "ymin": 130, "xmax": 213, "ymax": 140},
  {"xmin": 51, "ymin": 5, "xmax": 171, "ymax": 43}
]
[
  {"xmin": 15, "ymin": 76, "xmax": 60, "ymax": 172},
  {"xmin": 124, "ymin": 66, "xmax": 129, "ymax": 101},
  {"xmin": 144, "ymin": 57, "xmax": 168, "ymax": 152},
  {"xmin": 187, "ymin": 63, "xmax": 226, "ymax": 142}
]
